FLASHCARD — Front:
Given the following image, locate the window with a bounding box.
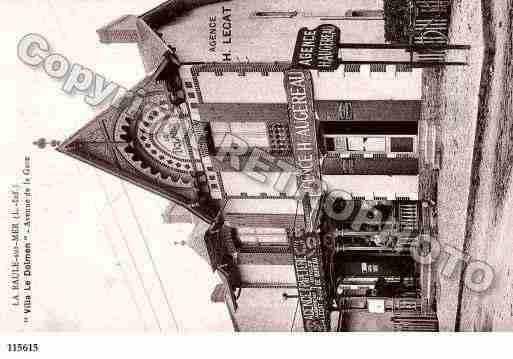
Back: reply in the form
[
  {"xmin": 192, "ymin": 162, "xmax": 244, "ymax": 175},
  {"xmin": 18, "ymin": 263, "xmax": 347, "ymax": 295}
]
[
  {"xmin": 268, "ymin": 123, "xmax": 292, "ymax": 155},
  {"xmin": 211, "ymin": 121, "xmax": 269, "ymax": 148},
  {"xmin": 347, "ymin": 137, "xmax": 365, "ymax": 151},
  {"xmin": 363, "ymin": 137, "xmax": 386, "ymax": 152},
  {"xmin": 325, "ymin": 137, "xmax": 335, "ymax": 152},
  {"xmin": 324, "ymin": 135, "xmax": 416, "ymax": 154},
  {"xmin": 325, "ymin": 136, "xmax": 386, "ymax": 152},
  {"xmin": 324, "ymin": 136, "xmax": 351, "ymax": 152},
  {"xmin": 390, "ymin": 137, "xmax": 414, "ymax": 152}
]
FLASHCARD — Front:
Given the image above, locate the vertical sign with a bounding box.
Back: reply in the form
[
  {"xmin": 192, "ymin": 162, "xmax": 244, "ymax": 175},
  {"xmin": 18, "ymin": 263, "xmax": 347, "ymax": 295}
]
[
  {"xmin": 287, "ymin": 24, "xmax": 337, "ymax": 332},
  {"xmin": 284, "ymin": 70, "xmax": 322, "ymax": 196},
  {"xmin": 291, "ymin": 232, "xmax": 330, "ymax": 332}
]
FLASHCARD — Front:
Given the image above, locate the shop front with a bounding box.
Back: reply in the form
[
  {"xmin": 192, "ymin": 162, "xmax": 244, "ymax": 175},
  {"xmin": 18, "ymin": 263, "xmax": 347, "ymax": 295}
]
[{"xmin": 318, "ymin": 192, "xmax": 422, "ymax": 331}]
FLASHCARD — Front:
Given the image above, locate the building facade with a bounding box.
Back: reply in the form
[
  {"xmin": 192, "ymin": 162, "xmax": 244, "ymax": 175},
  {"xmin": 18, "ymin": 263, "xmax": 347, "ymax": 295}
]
[{"xmin": 60, "ymin": 0, "xmax": 437, "ymax": 331}]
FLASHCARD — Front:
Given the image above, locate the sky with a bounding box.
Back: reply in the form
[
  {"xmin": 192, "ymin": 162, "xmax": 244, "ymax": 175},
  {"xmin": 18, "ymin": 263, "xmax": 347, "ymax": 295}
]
[{"xmin": 0, "ymin": 0, "xmax": 232, "ymax": 333}]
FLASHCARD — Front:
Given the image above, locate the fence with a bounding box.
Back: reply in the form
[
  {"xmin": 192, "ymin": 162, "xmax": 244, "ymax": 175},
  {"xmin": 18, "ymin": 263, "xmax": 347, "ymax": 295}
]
[{"xmin": 392, "ymin": 311, "xmax": 439, "ymax": 331}]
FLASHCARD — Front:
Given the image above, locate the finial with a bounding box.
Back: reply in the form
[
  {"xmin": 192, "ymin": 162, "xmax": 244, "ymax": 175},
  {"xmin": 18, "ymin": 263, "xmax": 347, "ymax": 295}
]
[{"xmin": 33, "ymin": 138, "xmax": 61, "ymax": 149}]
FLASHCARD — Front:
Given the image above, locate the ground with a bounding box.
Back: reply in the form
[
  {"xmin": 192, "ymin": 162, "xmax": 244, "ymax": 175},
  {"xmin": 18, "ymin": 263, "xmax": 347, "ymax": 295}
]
[{"xmin": 422, "ymin": 0, "xmax": 513, "ymax": 331}]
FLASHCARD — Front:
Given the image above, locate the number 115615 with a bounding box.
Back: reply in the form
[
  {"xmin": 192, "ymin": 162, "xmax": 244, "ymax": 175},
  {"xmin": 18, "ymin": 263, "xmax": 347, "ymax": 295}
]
[{"xmin": 7, "ymin": 344, "xmax": 39, "ymax": 352}]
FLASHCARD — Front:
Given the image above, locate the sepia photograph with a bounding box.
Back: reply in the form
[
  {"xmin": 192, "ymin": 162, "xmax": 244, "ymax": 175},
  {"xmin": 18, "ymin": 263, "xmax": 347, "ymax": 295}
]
[{"xmin": 1, "ymin": 0, "xmax": 512, "ymax": 352}]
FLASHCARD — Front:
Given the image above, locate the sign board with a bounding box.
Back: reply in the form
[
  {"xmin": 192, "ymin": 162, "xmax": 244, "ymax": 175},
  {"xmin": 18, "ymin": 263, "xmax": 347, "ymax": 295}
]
[
  {"xmin": 291, "ymin": 232, "xmax": 330, "ymax": 332},
  {"xmin": 283, "ymin": 70, "xmax": 322, "ymax": 196},
  {"xmin": 368, "ymin": 299, "xmax": 386, "ymax": 314},
  {"xmin": 337, "ymin": 101, "xmax": 353, "ymax": 120},
  {"xmin": 292, "ymin": 24, "xmax": 340, "ymax": 70}
]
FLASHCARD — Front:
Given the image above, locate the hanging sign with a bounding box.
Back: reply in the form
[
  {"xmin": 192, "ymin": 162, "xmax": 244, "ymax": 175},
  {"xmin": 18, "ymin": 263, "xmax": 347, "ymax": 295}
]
[{"xmin": 292, "ymin": 24, "xmax": 340, "ymax": 70}]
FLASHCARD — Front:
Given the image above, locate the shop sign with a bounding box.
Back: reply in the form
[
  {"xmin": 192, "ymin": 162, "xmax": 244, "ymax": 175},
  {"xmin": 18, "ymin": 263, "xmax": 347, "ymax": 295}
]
[
  {"xmin": 291, "ymin": 232, "xmax": 330, "ymax": 332},
  {"xmin": 337, "ymin": 101, "xmax": 353, "ymax": 121},
  {"xmin": 283, "ymin": 70, "xmax": 321, "ymax": 196},
  {"xmin": 292, "ymin": 24, "xmax": 340, "ymax": 70}
]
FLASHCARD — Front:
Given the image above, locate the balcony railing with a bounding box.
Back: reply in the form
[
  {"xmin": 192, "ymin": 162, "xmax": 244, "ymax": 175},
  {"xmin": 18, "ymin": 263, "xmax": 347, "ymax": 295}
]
[{"xmin": 399, "ymin": 202, "xmax": 419, "ymax": 233}]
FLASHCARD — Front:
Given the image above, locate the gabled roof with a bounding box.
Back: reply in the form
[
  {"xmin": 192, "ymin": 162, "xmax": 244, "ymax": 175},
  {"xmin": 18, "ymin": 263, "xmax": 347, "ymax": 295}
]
[
  {"xmin": 186, "ymin": 217, "xmax": 213, "ymax": 266},
  {"xmin": 162, "ymin": 202, "xmax": 194, "ymax": 224},
  {"xmin": 57, "ymin": 66, "xmax": 218, "ymax": 223},
  {"xmin": 171, "ymin": 216, "xmax": 217, "ymax": 269},
  {"xmin": 97, "ymin": 0, "xmax": 229, "ymax": 73},
  {"xmin": 60, "ymin": 0, "xmax": 229, "ymax": 268},
  {"xmin": 140, "ymin": 0, "xmax": 228, "ymax": 29},
  {"xmin": 97, "ymin": 15, "xmax": 139, "ymax": 43},
  {"xmin": 135, "ymin": 19, "xmax": 170, "ymax": 73}
]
